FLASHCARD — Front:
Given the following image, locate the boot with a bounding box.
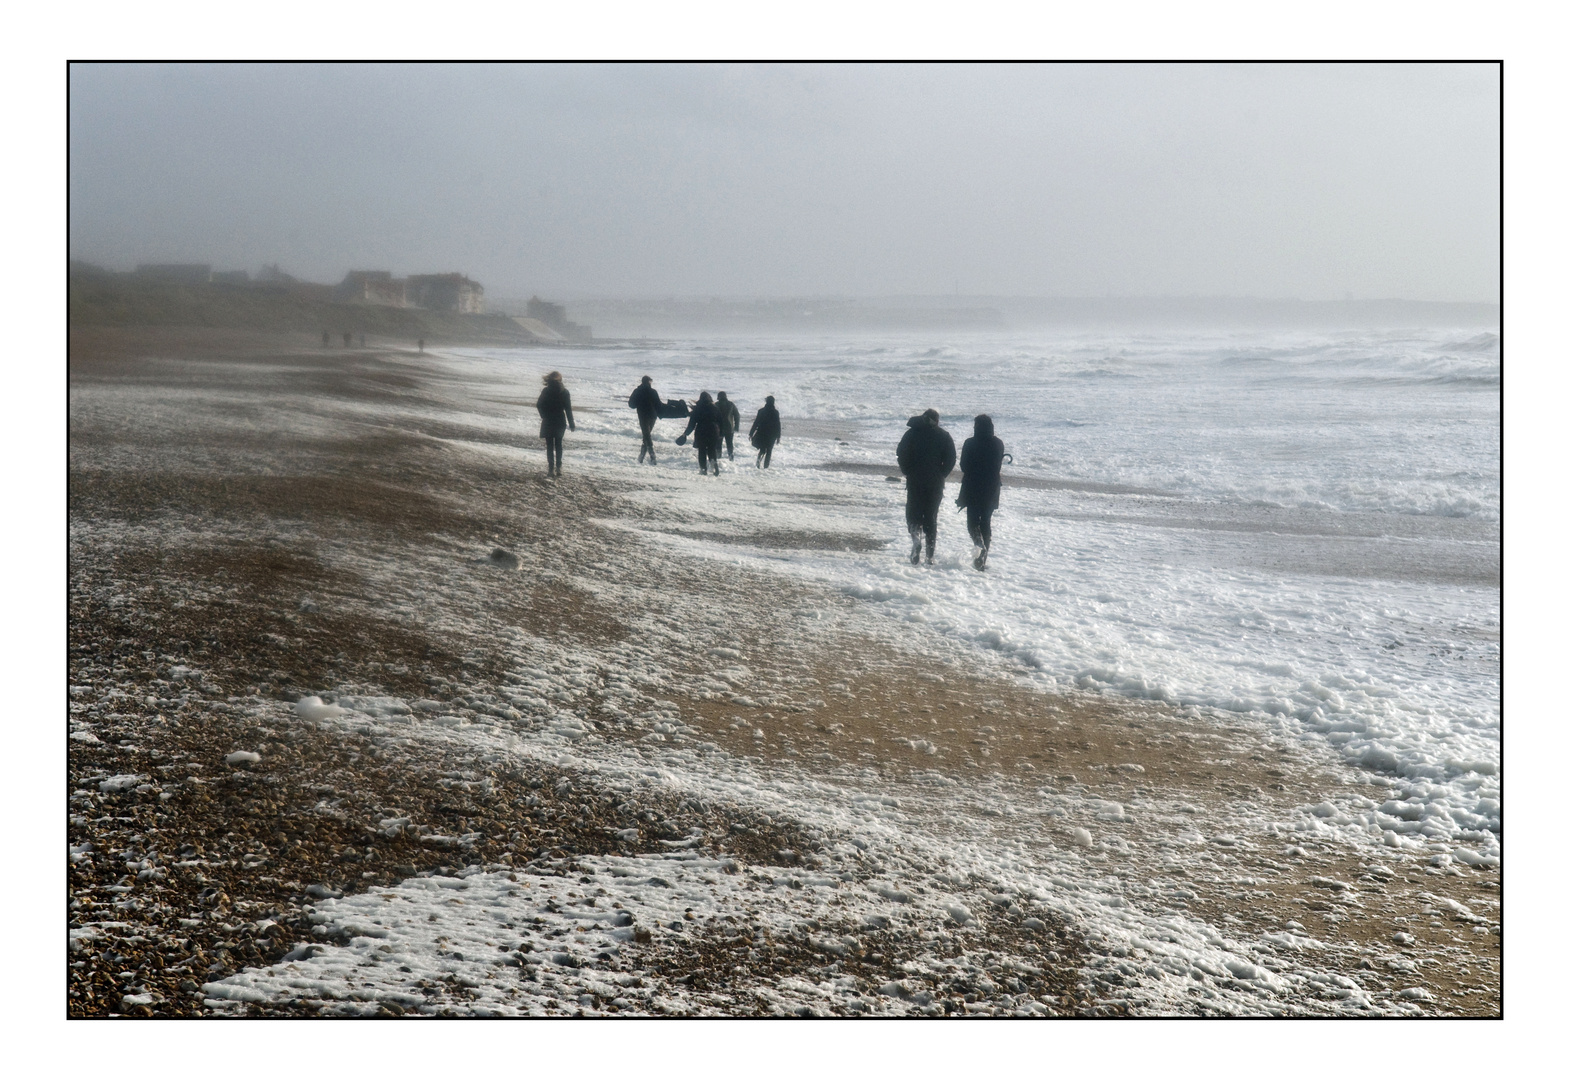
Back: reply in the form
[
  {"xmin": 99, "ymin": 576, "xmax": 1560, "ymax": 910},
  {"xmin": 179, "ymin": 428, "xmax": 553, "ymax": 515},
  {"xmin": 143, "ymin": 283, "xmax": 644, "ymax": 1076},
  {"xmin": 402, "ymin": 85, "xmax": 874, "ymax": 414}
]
[{"xmin": 909, "ymin": 531, "xmax": 922, "ymax": 565}]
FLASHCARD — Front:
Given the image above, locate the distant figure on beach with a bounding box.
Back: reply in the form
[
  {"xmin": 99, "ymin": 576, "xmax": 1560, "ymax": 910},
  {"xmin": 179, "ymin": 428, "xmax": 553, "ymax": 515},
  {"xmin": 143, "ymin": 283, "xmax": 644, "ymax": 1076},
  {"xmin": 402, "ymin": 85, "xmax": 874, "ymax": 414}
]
[
  {"xmin": 897, "ymin": 408, "xmax": 956, "ymax": 565},
  {"xmin": 750, "ymin": 396, "xmax": 781, "ymax": 468},
  {"xmin": 675, "ymin": 391, "xmax": 724, "ymax": 475},
  {"xmin": 627, "ymin": 375, "xmax": 663, "ymax": 464},
  {"xmin": 342, "ymin": 332, "xmax": 352, "ymax": 348},
  {"xmin": 535, "ymin": 371, "xmax": 575, "ymax": 478},
  {"xmin": 322, "ymin": 330, "xmax": 331, "ymax": 347},
  {"xmin": 956, "ymin": 414, "xmax": 1006, "ymax": 571},
  {"xmin": 417, "ymin": 338, "xmax": 425, "ymax": 353},
  {"xmin": 716, "ymin": 392, "xmax": 741, "ymax": 460}
]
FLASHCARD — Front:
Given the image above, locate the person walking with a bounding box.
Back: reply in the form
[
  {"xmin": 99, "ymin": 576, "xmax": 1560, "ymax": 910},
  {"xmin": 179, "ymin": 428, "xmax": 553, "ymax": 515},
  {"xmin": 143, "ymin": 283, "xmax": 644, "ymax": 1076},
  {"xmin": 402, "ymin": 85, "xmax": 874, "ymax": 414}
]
[
  {"xmin": 675, "ymin": 391, "xmax": 724, "ymax": 476},
  {"xmin": 956, "ymin": 414, "xmax": 1006, "ymax": 571},
  {"xmin": 749, "ymin": 395, "xmax": 782, "ymax": 468},
  {"xmin": 628, "ymin": 375, "xmax": 663, "ymax": 464},
  {"xmin": 896, "ymin": 408, "xmax": 956, "ymax": 565},
  {"xmin": 536, "ymin": 370, "xmax": 575, "ymax": 477},
  {"xmin": 716, "ymin": 392, "xmax": 742, "ymax": 460}
]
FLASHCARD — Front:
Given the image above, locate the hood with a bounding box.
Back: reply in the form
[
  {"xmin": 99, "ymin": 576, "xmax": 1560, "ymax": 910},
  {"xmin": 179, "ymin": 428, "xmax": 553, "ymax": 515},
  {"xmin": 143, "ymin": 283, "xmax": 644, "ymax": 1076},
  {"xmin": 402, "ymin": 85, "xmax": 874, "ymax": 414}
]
[
  {"xmin": 973, "ymin": 414, "xmax": 994, "ymax": 438},
  {"xmin": 907, "ymin": 415, "xmax": 924, "ymax": 428}
]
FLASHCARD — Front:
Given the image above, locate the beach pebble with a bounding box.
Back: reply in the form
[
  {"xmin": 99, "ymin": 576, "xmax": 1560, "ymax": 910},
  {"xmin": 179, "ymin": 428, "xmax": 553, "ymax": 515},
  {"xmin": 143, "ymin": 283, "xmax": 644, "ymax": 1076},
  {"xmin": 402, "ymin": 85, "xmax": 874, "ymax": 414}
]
[
  {"xmin": 488, "ymin": 548, "xmax": 521, "ymax": 570},
  {"xmin": 99, "ymin": 774, "xmax": 147, "ymax": 794}
]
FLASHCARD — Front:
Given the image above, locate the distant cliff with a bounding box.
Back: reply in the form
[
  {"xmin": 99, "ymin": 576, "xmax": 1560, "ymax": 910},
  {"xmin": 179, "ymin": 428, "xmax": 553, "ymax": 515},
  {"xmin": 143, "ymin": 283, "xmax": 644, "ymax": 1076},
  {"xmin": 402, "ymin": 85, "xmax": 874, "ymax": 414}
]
[{"xmin": 68, "ymin": 268, "xmax": 540, "ymax": 345}]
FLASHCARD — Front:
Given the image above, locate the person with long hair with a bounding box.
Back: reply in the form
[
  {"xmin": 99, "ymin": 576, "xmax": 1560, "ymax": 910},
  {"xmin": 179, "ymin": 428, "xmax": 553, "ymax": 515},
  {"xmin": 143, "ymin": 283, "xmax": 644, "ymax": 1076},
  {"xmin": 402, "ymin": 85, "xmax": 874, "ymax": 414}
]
[{"xmin": 536, "ymin": 370, "xmax": 575, "ymax": 477}]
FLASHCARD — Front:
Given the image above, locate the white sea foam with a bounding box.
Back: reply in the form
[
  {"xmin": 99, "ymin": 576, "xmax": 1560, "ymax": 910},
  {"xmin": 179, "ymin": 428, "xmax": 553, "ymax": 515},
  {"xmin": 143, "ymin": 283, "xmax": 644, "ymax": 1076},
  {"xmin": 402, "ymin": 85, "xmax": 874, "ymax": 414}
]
[{"xmin": 438, "ymin": 327, "xmax": 1499, "ymax": 861}]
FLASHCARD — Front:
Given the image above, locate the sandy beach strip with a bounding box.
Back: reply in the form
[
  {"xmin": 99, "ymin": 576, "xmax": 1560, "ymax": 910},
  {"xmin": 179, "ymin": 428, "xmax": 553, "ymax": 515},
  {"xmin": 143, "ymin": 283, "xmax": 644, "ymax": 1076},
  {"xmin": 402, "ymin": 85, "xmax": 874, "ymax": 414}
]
[{"xmin": 68, "ymin": 328, "xmax": 1498, "ymax": 1016}]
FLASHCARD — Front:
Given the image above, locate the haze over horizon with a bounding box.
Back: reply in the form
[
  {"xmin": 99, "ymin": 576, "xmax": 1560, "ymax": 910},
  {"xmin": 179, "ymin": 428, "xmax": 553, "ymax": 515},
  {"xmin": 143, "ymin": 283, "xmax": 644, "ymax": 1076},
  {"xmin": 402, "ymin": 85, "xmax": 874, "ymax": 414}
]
[{"xmin": 69, "ymin": 63, "xmax": 1500, "ymax": 304}]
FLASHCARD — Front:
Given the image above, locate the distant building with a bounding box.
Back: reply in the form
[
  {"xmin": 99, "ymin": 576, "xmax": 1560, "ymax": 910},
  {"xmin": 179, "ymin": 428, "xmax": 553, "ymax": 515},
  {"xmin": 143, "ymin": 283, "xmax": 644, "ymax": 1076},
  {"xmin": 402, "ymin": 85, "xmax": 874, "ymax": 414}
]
[
  {"xmin": 256, "ymin": 264, "xmax": 298, "ymax": 285},
  {"xmin": 335, "ymin": 270, "xmax": 484, "ymax": 313},
  {"xmin": 526, "ymin": 295, "xmax": 591, "ymax": 341},
  {"xmin": 134, "ymin": 263, "xmax": 212, "ymax": 283},
  {"xmin": 337, "ymin": 270, "xmax": 408, "ymax": 307},
  {"xmin": 211, "ymin": 270, "xmax": 251, "ymax": 285},
  {"xmin": 408, "ymin": 273, "xmax": 484, "ymax": 314}
]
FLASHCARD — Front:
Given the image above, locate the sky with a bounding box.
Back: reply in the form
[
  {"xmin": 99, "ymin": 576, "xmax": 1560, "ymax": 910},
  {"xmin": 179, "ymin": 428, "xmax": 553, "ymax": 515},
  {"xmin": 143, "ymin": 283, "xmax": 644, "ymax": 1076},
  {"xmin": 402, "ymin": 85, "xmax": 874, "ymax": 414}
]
[{"xmin": 68, "ymin": 63, "xmax": 1500, "ymax": 302}]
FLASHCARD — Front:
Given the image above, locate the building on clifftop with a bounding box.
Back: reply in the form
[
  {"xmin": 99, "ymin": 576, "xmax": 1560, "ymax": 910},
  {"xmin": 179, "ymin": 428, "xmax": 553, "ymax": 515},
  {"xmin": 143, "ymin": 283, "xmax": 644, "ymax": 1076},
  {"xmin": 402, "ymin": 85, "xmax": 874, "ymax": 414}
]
[
  {"xmin": 408, "ymin": 273, "xmax": 485, "ymax": 314},
  {"xmin": 336, "ymin": 270, "xmax": 409, "ymax": 307}
]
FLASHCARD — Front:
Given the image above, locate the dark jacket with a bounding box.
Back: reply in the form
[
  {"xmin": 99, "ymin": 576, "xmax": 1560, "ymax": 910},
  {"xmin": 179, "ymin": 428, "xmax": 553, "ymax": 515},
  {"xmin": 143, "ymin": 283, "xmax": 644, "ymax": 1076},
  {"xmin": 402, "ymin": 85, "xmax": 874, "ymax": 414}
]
[
  {"xmin": 897, "ymin": 415, "xmax": 956, "ymax": 488},
  {"xmin": 680, "ymin": 398, "xmax": 724, "ymax": 447},
  {"xmin": 628, "ymin": 383, "xmax": 662, "ymax": 422},
  {"xmin": 750, "ymin": 404, "xmax": 781, "ymax": 447},
  {"xmin": 957, "ymin": 419, "xmax": 1005, "ymax": 512},
  {"xmin": 717, "ymin": 396, "xmax": 741, "ymax": 436},
  {"xmin": 537, "ymin": 383, "xmax": 575, "ymax": 437}
]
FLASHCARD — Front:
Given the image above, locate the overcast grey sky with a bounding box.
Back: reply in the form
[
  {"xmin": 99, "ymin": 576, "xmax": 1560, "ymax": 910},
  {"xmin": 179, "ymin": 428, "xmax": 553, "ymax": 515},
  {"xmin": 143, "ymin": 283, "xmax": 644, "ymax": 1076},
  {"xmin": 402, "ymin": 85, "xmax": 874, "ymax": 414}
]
[{"xmin": 68, "ymin": 63, "xmax": 1499, "ymax": 301}]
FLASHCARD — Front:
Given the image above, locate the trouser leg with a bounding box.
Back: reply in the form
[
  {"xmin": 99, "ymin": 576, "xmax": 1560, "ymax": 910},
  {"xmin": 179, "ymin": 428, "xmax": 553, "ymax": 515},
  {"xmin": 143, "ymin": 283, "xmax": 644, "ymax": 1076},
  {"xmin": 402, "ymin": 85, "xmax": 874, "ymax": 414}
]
[
  {"xmin": 967, "ymin": 506, "xmax": 989, "ymax": 548},
  {"xmin": 967, "ymin": 506, "xmax": 992, "ymax": 567},
  {"xmin": 905, "ymin": 487, "xmax": 929, "ymax": 563},
  {"xmin": 724, "ymin": 432, "xmax": 734, "ymax": 459},
  {"xmin": 921, "ymin": 487, "xmax": 942, "ymax": 560}
]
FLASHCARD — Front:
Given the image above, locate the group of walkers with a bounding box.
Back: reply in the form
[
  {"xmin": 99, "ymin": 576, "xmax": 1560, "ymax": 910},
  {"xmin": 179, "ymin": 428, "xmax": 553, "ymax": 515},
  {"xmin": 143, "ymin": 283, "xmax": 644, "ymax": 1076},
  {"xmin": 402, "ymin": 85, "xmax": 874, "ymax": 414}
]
[
  {"xmin": 628, "ymin": 377, "xmax": 781, "ymax": 474},
  {"xmin": 534, "ymin": 373, "xmax": 1003, "ymax": 571},
  {"xmin": 537, "ymin": 374, "xmax": 782, "ymax": 476}
]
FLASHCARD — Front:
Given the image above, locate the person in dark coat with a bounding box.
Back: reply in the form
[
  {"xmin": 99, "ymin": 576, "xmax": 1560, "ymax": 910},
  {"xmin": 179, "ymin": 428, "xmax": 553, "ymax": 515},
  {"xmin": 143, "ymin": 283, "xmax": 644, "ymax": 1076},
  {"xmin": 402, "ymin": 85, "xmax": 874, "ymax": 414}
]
[
  {"xmin": 535, "ymin": 370, "xmax": 575, "ymax": 477},
  {"xmin": 675, "ymin": 391, "xmax": 724, "ymax": 475},
  {"xmin": 627, "ymin": 375, "xmax": 662, "ymax": 464},
  {"xmin": 716, "ymin": 392, "xmax": 742, "ymax": 460},
  {"xmin": 956, "ymin": 414, "xmax": 1005, "ymax": 571},
  {"xmin": 749, "ymin": 395, "xmax": 782, "ymax": 468},
  {"xmin": 896, "ymin": 409, "xmax": 957, "ymax": 565}
]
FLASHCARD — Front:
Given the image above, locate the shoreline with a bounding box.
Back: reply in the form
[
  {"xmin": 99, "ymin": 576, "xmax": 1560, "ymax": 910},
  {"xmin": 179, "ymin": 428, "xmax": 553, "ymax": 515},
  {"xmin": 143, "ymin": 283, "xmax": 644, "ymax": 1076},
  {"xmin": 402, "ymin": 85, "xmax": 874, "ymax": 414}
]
[{"xmin": 68, "ymin": 327, "xmax": 1499, "ymax": 1016}]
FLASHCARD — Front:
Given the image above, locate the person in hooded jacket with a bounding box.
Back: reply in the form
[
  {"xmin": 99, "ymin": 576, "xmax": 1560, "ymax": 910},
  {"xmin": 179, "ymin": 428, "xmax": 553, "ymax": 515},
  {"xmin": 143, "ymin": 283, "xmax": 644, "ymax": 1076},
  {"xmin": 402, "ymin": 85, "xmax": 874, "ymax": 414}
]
[
  {"xmin": 716, "ymin": 392, "xmax": 742, "ymax": 460},
  {"xmin": 676, "ymin": 391, "xmax": 725, "ymax": 475},
  {"xmin": 627, "ymin": 375, "xmax": 663, "ymax": 464},
  {"xmin": 956, "ymin": 414, "xmax": 1006, "ymax": 570},
  {"xmin": 896, "ymin": 408, "xmax": 957, "ymax": 565},
  {"xmin": 535, "ymin": 370, "xmax": 575, "ymax": 477},
  {"xmin": 749, "ymin": 395, "xmax": 782, "ymax": 468}
]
